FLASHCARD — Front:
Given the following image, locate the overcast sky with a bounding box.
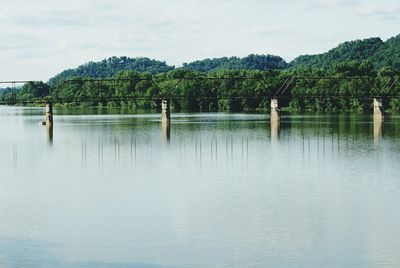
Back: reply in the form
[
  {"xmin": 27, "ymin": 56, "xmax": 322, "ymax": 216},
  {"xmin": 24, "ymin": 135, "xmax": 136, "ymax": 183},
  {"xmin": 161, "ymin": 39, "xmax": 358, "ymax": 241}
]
[{"xmin": 0, "ymin": 0, "xmax": 399, "ymax": 81}]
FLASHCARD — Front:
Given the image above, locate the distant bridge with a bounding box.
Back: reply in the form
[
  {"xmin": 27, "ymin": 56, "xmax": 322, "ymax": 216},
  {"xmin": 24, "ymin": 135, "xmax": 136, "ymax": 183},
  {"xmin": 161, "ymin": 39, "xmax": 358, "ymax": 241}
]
[
  {"xmin": 1, "ymin": 75, "xmax": 398, "ymax": 103},
  {"xmin": 0, "ymin": 74, "xmax": 398, "ymax": 127}
]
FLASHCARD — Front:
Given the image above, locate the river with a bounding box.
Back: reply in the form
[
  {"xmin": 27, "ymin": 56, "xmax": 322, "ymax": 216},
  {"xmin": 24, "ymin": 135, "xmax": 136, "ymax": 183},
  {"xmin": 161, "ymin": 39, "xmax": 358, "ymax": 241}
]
[{"xmin": 1, "ymin": 106, "xmax": 400, "ymax": 267}]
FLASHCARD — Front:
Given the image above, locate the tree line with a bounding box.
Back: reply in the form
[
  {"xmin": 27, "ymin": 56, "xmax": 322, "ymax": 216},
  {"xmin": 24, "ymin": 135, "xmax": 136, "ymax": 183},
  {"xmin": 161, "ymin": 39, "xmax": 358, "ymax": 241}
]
[{"xmin": 1, "ymin": 60, "xmax": 399, "ymax": 112}]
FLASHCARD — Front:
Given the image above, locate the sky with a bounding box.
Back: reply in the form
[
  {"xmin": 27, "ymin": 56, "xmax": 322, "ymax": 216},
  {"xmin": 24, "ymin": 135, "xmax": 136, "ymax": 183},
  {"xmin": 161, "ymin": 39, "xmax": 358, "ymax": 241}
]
[{"xmin": 0, "ymin": 0, "xmax": 399, "ymax": 81}]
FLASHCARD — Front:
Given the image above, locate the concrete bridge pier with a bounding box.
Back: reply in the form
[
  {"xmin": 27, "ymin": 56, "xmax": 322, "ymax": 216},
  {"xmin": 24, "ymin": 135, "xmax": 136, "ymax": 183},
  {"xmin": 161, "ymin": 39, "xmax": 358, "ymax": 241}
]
[
  {"xmin": 161, "ymin": 99, "xmax": 170, "ymax": 126},
  {"xmin": 373, "ymin": 98, "xmax": 384, "ymax": 118},
  {"xmin": 45, "ymin": 102, "xmax": 53, "ymax": 126},
  {"xmin": 270, "ymin": 98, "xmax": 281, "ymax": 144},
  {"xmin": 270, "ymin": 98, "xmax": 280, "ymax": 121},
  {"xmin": 373, "ymin": 98, "xmax": 384, "ymax": 148}
]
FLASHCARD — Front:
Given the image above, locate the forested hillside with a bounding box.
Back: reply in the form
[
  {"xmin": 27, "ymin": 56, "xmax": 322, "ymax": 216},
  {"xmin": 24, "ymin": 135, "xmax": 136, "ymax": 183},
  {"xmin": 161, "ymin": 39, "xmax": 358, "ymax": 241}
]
[
  {"xmin": 49, "ymin": 57, "xmax": 174, "ymax": 84},
  {"xmin": 48, "ymin": 34, "xmax": 400, "ymax": 85},
  {"xmin": 49, "ymin": 54, "xmax": 288, "ymax": 84},
  {"xmin": 182, "ymin": 54, "xmax": 288, "ymax": 72},
  {"xmin": 289, "ymin": 37, "xmax": 384, "ymax": 69},
  {"xmin": 371, "ymin": 35, "xmax": 400, "ymax": 70}
]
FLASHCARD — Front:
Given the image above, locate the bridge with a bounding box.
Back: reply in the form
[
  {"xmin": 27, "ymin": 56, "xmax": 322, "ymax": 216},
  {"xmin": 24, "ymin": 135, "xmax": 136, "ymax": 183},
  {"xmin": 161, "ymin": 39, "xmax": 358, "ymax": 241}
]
[{"xmin": 0, "ymin": 75, "xmax": 398, "ymax": 130}]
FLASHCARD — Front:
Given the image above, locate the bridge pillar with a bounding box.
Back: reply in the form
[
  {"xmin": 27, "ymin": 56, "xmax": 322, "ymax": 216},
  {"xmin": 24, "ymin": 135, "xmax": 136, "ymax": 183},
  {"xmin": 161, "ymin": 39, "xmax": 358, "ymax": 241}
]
[
  {"xmin": 161, "ymin": 99, "xmax": 170, "ymax": 125},
  {"xmin": 373, "ymin": 98, "xmax": 384, "ymax": 148},
  {"xmin": 45, "ymin": 102, "xmax": 53, "ymax": 126},
  {"xmin": 373, "ymin": 98, "xmax": 384, "ymax": 118},
  {"xmin": 270, "ymin": 98, "xmax": 280, "ymax": 121}
]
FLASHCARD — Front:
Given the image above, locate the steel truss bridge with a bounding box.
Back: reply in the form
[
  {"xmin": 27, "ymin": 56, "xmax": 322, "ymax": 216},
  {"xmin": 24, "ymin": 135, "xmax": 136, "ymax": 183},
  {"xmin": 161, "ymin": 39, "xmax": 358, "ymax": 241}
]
[{"xmin": 0, "ymin": 75, "xmax": 399, "ymax": 106}]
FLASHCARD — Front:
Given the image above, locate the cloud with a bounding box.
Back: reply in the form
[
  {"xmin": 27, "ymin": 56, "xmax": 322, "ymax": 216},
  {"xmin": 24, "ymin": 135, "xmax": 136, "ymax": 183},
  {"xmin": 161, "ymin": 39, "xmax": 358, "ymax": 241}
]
[
  {"xmin": 0, "ymin": 0, "xmax": 399, "ymax": 81},
  {"xmin": 355, "ymin": 2, "xmax": 400, "ymax": 20},
  {"xmin": 0, "ymin": 31, "xmax": 59, "ymax": 59},
  {"xmin": 247, "ymin": 28, "xmax": 296, "ymax": 38},
  {"xmin": 0, "ymin": 3, "xmax": 86, "ymax": 27},
  {"xmin": 264, "ymin": 0, "xmax": 358, "ymax": 10}
]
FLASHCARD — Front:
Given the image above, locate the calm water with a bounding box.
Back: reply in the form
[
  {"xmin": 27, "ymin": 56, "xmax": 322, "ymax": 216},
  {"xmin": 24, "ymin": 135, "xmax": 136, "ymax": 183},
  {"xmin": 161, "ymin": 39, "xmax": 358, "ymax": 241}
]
[{"xmin": 1, "ymin": 106, "xmax": 400, "ymax": 268}]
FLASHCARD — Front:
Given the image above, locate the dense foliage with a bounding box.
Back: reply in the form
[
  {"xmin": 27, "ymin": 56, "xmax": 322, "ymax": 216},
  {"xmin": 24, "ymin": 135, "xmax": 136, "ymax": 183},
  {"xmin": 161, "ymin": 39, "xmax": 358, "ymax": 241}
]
[
  {"xmin": 0, "ymin": 87, "xmax": 19, "ymax": 104},
  {"xmin": 2, "ymin": 60, "xmax": 399, "ymax": 112},
  {"xmin": 289, "ymin": 34, "xmax": 400, "ymax": 71},
  {"xmin": 49, "ymin": 54, "xmax": 288, "ymax": 84},
  {"xmin": 372, "ymin": 35, "xmax": 400, "ymax": 70},
  {"xmin": 49, "ymin": 57, "xmax": 174, "ymax": 85},
  {"xmin": 182, "ymin": 54, "xmax": 288, "ymax": 72},
  {"xmin": 290, "ymin": 38, "xmax": 384, "ymax": 69}
]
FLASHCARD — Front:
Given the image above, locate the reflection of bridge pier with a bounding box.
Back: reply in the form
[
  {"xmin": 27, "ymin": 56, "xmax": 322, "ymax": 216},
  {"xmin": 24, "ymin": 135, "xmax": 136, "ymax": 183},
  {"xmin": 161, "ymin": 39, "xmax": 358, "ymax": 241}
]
[
  {"xmin": 373, "ymin": 114, "xmax": 383, "ymax": 148},
  {"xmin": 46, "ymin": 123, "xmax": 53, "ymax": 144},
  {"xmin": 161, "ymin": 120, "xmax": 171, "ymax": 142},
  {"xmin": 270, "ymin": 117, "xmax": 280, "ymax": 142}
]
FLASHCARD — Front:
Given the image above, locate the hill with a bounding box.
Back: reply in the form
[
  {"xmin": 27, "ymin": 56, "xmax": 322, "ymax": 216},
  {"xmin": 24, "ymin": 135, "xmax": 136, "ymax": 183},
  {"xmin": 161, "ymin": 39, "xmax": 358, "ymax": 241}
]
[
  {"xmin": 48, "ymin": 34, "xmax": 400, "ymax": 83},
  {"xmin": 289, "ymin": 37, "xmax": 384, "ymax": 69},
  {"xmin": 182, "ymin": 54, "xmax": 288, "ymax": 72},
  {"xmin": 49, "ymin": 54, "xmax": 288, "ymax": 84},
  {"xmin": 49, "ymin": 56, "xmax": 174, "ymax": 84},
  {"xmin": 371, "ymin": 34, "xmax": 400, "ymax": 70}
]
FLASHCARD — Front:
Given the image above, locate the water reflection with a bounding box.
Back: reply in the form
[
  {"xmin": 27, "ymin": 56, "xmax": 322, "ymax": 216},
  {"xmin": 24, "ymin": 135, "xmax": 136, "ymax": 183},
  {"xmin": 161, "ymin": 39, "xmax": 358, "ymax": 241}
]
[
  {"xmin": 270, "ymin": 118, "xmax": 280, "ymax": 143},
  {"xmin": 12, "ymin": 144, "xmax": 17, "ymax": 169},
  {"xmin": 34, "ymin": 112, "xmax": 397, "ymax": 172},
  {"xmin": 161, "ymin": 121, "xmax": 170, "ymax": 142},
  {"xmin": 2, "ymin": 109, "xmax": 400, "ymax": 268},
  {"xmin": 130, "ymin": 136, "xmax": 137, "ymax": 165},
  {"xmin": 46, "ymin": 124, "xmax": 53, "ymax": 144},
  {"xmin": 373, "ymin": 115, "xmax": 383, "ymax": 148},
  {"xmin": 0, "ymin": 237, "xmax": 163, "ymax": 268}
]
